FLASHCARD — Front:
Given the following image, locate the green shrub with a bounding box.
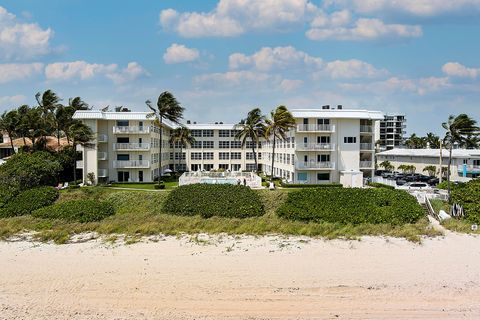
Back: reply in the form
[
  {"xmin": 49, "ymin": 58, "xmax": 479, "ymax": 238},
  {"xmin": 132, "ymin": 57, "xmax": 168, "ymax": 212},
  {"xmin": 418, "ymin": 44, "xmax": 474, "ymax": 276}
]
[
  {"xmin": 32, "ymin": 199, "xmax": 115, "ymax": 222},
  {"xmin": 367, "ymin": 182, "xmax": 395, "ymax": 190},
  {"xmin": 154, "ymin": 183, "xmax": 165, "ymax": 189},
  {"xmin": 163, "ymin": 184, "xmax": 265, "ymax": 218},
  {"xmin": 437, "ymin": 181, "xmax": 465, "ymax": 190},
  {"xmin": 451, "ymin": 179, "xmax": 480, "ymax": 223},
  {"xmin": 0, "ymin": 186, "xmax": 59, "ymax": 218},
  {"xmin": 277, "ymin": 188, "xmax": 424, "ymax": 225},
  {"xmin": 280, "ymin": 183, "xmax": 343, "ymax": 188}
]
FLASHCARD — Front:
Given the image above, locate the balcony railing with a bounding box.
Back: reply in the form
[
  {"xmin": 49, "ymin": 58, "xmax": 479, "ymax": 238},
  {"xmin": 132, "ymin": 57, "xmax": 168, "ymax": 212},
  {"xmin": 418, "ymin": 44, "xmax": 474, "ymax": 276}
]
[
  {"xmin": 98, "ymin": 169, "xmax": 108, "ymax": 177},
  {"xmin": 97, "ymin": 134, "xmax": 108, "ymax": 143},
  {"xmin": 360, "ymin": 125, "xmax": 373, "ymax": 133},
  {"xmin": 98, "ymin": 152, "xmax": 107, "ymax": 160},
  {"xmin": 113, "ymin": 143, "xmax": 151, "ymax": 150},
  {"xmin": 113, "ymin": 126, "xmax": 150, "ymax": 134},
  {"xmin": 360, "ymin": 161, "xmax": 373, "ymax": 168},
  {"xmin": 360, "ymin": 143, "xmax": 373, "ymax": 150},
  {"xmin": 296, "ymin": 161, "xmax": 335, "ymax": 170},
  {"xmin": 457, "ymin": 164, "xmax": 480, "ymax": 173},
  {"xmin": 76, "ymin": 160, "xmax": 83, "ymax": 168},
  {"xmin": 296, "ymin": 124, "xmax": 335, "ymax": 132},
  {"xmin": 113, "ymin": 160, "xmax": 150, "ymax": 168},
  {"xmin": 296, "ymin": 143, "xmax": 335, "ymax": 151}
]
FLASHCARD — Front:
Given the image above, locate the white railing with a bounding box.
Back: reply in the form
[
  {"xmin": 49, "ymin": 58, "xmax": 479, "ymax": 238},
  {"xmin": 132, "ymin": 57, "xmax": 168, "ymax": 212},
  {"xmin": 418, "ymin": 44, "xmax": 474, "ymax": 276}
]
[
  {"xmin": 360, "ymin": 143, "xmax": 373, "ymax": 150},
  {"xmin": 360, "ymin": 125, "xmax": 373, "ymax": 133},
  {"xmin": 76, "ymin": 160, "xmax": 83, "ymax": 168},
  {"xmin": 97, "ymin": 134, "xmax": 108, "ymax": 143},
  {"xmin": 296, "ymin": 124, "xmax": 335, "ymax": 132},
  {"xmin": 359, "ymin": 161, "xmax": 373, "ymax": 168},
  {"xmin": 98, "ymin": 169, "xmax": 108, "ymax": 177},
  {"xmin": 296, "ymin": 143, "xmax": 335, "ymax": 151},
  {"xmin": 457, "ymin": 164, "xmax": 480, "ymax": 172},
  {"xmin": 113, "ymin": 143, "xmax": 151, "ymax": 150},
  {"xmin": 372, "ymin": 176, "xmax": 397, "ymax": 187},
  {"xmin": 296, "ymin": 161, "xmax": 335, "ymax": 169},
  {"xmin": 179, "ymin": 171, "xmax": 262, "ymax": 188},
  {"xmin": 97, "ymin": 152, "xmax": 107, "ymax": 160},
  {"xmin": 113, "ymin": 126, "xmax": 150, "ymax": 134},
  {"xmin": 113, "ymin": 160, "xmax": 150, "ymax": 168}
]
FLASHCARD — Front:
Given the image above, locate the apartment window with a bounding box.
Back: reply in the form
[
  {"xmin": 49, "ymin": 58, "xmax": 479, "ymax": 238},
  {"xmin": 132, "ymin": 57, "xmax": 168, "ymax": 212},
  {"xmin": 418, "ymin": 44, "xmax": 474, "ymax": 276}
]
[
  {"xmin": 219, "ymin": 152, "xmax": 230, "ymax": 160},
  {"xmin": 297, "ymin": 172, "xmax": 307, "ymax": 181},
  {"xmin": 246, "ymin": 141, "xmax": 259, "ymax": 148},
  {"xmin": 344, "ymin": 137, "xmax": 357, "ymax": 144},
  {"xmin": 191, "ymin": 141, "xmax": 202, "ymax": 149},
  {"xmin": 231, "ymin": 152, "xmax": 241, "ymax": 160},
  {"xmin": 317, "ymin": 154, "xmax": 330, "ymax": 162},
  {"xmin": 257, "ymin": 153, "xmax": 262, "ymax": 160},
  {"xmin": 318, "ymin": 136, "xmax": 330, "ymax": 143},
  {"xmin": 474, "ymin": 160, "xmax": 480, "ymax": 166},
  {"xmin": 175, "ymin": 152, "xmax": 185, "ymax": 160},
  {"xmin": 170, "ymin": 152, "xmax": 174, "ymax": 160},
  {"xmin": 203, "ymin": 141, "xmax": 214, "ymax": 149},
  {"xmin": 204, "ymin": 164, "xmax": 214, "ymax": 171},
  {"xmin": 117, "ymin": 137, "xmax": 129, "ymax": 143},
  {"xmin": 203, "ymin": 152, "xmax": 214, "ymax": 160},
  {"xmin": 303, "ymin": 118, "xmax": 308, "ymax": 125},
  {"xmin": 304, "ymin": 155, "xmax": 308, "ymax": 162},
  {"xmin": 191, "ymin": 152, "xmax": 202, "ymax": 160},
  {"xmin": 191, "ymin": 130, "xmax": 202, "ymax": 137},
  {"xmin": 231, "ymin": 141, "xmax": 242, "ymax": 149},
  {"xmin": 116, "ymin": 120, "xmax": 129, "ymax": 127},
  {"xmin": 317, "ymin": 118, "xmax": 330, "ymax": 125},
  {"xmin": 303, "ymin": 137, "xmax": 308, "ymax": 144},
  {"xmin": 246, "ymin": 164, "xmax": 256, "ymax": 171},
  {"xmin": 230, "ymin": 130, "xmax": 239, "ymax": 137},
  {"xmin": 203, "ymin": 130, "xmax": 214, "ymax": 137},
  {"xmin": 317, "ymin": 173, "xmax": 330, "ymax": 181},
  {"xmin": 219, "ymin": 164, "xmax": 229, "ymax": 170},
  {"xmin": 246, "ymin": 152, "xmax": 255, "ymax": 160},
  {"xmin": 219, "ymin": 141, "xmax": 230, "ymax": 148},
  {"xmin": 287, "ymin": 154, "xmax": 290, "ymax": 163},
  {"xmin": 231, "ymin": 164, "xmax": 241, "ymax": 171},
  {"xmin": 117, "ymin": 154, "xmax": 129, "ymax": 161},
  {"xmin": 219, "ymin": 130, "xmax": 230, "ymax": 137}
]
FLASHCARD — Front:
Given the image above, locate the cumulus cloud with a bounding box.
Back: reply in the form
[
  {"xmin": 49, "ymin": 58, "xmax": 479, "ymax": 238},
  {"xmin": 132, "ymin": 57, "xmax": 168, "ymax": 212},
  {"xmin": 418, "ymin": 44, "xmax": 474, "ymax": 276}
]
[
  {"xmin": 0, "ymin": 94, "xmax": 26, "ymax": 107},
  {"xmin": 0, "ymin": 63, "xmax": 43, "ymax": 84},
  {"xmin": 106, "ymin": 62, "xmax": 149, "ymax": 85},
  {"xmin": 442, "ymin": 62, "xmax": 479, "ymax": 78},
  {"xmin": 159, "ymin": 0, "xmax": 317, "ymax": 37},
  {"xmin": 163, "ymin": 43, "xmax": 200, "ymax": 64},
  {"xmin": 279, "ymin": 79, "xmax": 303, "ymax": 92},
  {"xmin": 193, "ymin": 70, "xmax": 277, "ymax": 88},
  {"xmin": 324, "ymin": 59, "xmax": 388, "ymax": 78},
  {"xmin": 0, "ymin": 6, "xmax": 53, "ymax": 59},
  {"xmin": 340, "ymin": 76, "xmax": 450, "ymax": 95}
]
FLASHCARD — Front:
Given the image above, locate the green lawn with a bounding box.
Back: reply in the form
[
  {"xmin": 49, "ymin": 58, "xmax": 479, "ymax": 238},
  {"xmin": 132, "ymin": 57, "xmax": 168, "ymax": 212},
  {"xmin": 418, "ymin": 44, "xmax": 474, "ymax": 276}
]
[
  {"xmin": 0, "ymin": 187, "xmax": 441, "ymax": 244},
  {"xmin": 110, "ymin": 182, "xmax": 178, "ymax": 190}
]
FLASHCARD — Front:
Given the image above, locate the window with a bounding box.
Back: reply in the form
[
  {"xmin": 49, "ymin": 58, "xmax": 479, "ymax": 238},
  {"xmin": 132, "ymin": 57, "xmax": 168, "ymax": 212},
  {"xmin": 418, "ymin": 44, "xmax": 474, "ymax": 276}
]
[
  {"xmin": 246, "ymin": 164, "xmax": 256, "ymax": 171},
  {"xmin": 317, "ymin": 136, "xmax": 330, "ymax": 143},
  {"xmin": 297, "ymin": 172, "xmax": 307, "ymax": 181},
  {"xmin": 219, "ymin": 164, "xmax": 229, "ymax": 170},
  {"xmin": 203, "ymin": 152, "xmax": 214, "ymax": 160},
  {"xmin": 344, "ymin": 137, "xmax": 357, "ymax": 144},
  {"xmin": 219, "ymin": 141, "xmax": 230, "ymax": 148},
  {"xmin": 303, "ymin": 137, "xmax": 308, "ymax": 144},
  {"xmin": 246, "ymin": 152, "xmax": 255, "ymax": 160},
  {"xmin": 230, "ymin": 130, "xmax": 239, "ymax": 137},
  {"xmin": 231, "ymin": 164, "xmax": 241, "ymax": 171},
  {"xmin": 317, "ymin": 118, "xmax": 330, "ymax": 125},
  {"xmin": 474, "ymin": 160, "xmax": 480, "ymax": 166},
  {"xmin": 117, "ymin": 154, "xmax": 129, "ymax": 161},
  {"xmin": 116, "ymin": 120, "xmax": 129, "ymax": 127},
  {"xmin": 219, "ymin": 130, "xmax": 230, "ymax": 137},
  {"xmin": 246, "ymin": 141, "xmax": 258, "ymax": 148},
  {"xmin": 219, "ymin": 152, "xmax": 230, "ymax": 160},
  {"xmin": 116, "ymin": 137, "xmax": 129, "ymax": 143},
  {"xmin": 191, "ymin": 141, "xmax": 202, "ymax": 149},
  {"xmin": 203, "ymin": 141, "xmax": 214, "ymax": 149},
  {"xmin": 317, "ymin": 154, "xmax": 330, "ymax": 162},
  {"xmin": 191, "ymin": 152, "xmax": 202, "ymax": 160},
  {"xmin": 191, "ymin": 130, "xmax": 202, "ymax": 137},
  {"xmin": 303, "ymin": 118, "xmax": 308, "ymax": 125},
  {"xmin": 204, "ymin": 164, "xmax": 214, "ymax": 171},
  {"xmin": 231, "ymin": 141, "xmax": 242, "ymax": 149},
  {"xmin": 317, "ymin": 173, "xmax": 330, "ymax": 181},
  {"xmin": 175, "ymin": 152, "xmax": 185, "ymax": 160},
  {"xmin": 231, "ymin": 152, "xmax": 241, "ymax": 160},
  {"xmin": 202, "ymin": 130, "xmax": 214, "ymax": 137}
]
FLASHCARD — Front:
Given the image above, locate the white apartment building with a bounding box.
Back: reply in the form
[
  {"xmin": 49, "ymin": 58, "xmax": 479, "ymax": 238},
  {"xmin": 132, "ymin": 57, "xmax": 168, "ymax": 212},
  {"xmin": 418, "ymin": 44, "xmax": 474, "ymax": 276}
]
[
  {"xmin": 376, "ymin": 114, "xmax": 407, "ymax": 151},
  {"xmin": 73, "ymin": 107, "xmax": 384, "ymax": 185}
]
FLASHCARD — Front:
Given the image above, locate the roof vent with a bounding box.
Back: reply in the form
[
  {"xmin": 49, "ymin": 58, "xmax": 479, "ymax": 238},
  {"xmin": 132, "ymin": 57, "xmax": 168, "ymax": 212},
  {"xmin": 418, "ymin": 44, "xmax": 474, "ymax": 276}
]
[
  {"xmin": 193, "ymin": 121, "xmax": 197, "ymax": 124},
  {"xmin": 186, "ymin": 120, "xmax": 191, "ymax": 124},
  {"xmin": 219, "ymin": 122, "xmax": 223, "ymax": 124},
  {"xmin": 215, "ymin": 122, "xmax": 218, "ymax": 124},
  {"xmin": 337, "ymin": 105, "xmax": 343, "ymax": 110},
  {"xmin": 322, "ymin": 105, "xmax": 330, "ymax": 110}
]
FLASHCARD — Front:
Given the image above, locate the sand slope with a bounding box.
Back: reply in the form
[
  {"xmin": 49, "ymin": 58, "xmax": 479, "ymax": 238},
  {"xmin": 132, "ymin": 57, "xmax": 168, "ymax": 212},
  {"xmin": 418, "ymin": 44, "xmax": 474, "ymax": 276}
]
[{"xmin": 1, "ymin": 233, "xmax": 480, "ymax": 319}]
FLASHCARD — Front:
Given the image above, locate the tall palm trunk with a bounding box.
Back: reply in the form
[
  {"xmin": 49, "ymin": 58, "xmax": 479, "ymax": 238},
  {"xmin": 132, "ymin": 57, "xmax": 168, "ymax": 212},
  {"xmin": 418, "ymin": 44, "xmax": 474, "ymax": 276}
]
[
  {"xmin": 173, "ymin": 144, "xmax": 176, "ymax": 172},
  {"xmin": 158, "ymin": 117, "xmax": 163, "ymax": 185},
  {"xmin": 180, "ymin": 145, "xmax": 183, "ymax": 173},
  {"xmin": 447, "ymin": 143, "xmax": 453, "ymax": 201},
  {"xmin": 8, "ymin": 133, "xmax": 16, "ymax": 154},
  {"xmin": 251, "ymin": 142, "xmax": 258, "ymax": 172},
  {"xmin": 270, "ymin": 134, "xmax": 276, "ymax": 182}
]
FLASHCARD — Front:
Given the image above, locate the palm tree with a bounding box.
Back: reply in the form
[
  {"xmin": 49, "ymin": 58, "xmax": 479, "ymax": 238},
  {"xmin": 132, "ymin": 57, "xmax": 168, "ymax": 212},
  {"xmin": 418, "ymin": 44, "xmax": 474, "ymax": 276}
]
[
  {"xmin": 442, "ymin": 114, "xmax": 479, "ymax": 199},
  {"xmin": 58, "ymin": 97, "xmax": 90, "ymax": 144},
  {"xmin": 234, "ymin": 108, "xmax": 266, "ymax": 172},
  {"xmin": 265, "ymin": 106, "xmax": 296, "ymax": 182},
  {"xmin": 425, "ymin": 132, "xmax": 440, "ymax": 149},
  {"xmin": 0, "ymin": 110, "xmax": 19, "ymax": 154},
  {"xmin": 16, "ymin": 105, "xmax": 30, "ymax": 145},
  {"xmin": 146, "ymin": 92, "xmax": 184, "ymax": 184},
  {"xmin": 169, "ymin": 126, "xmax": 195, "ymax": 172},
  {"xmin": 379, "ymin": 160, "xmax": 394, "ymax": 172},
  {"xmin": 423, "ymin": 165, "xmax": 437, "ymax": 177},
  {"xmin": 405, "ymin": 133, "xmax": 426, "ymax": 149},
  {"xmin": 36, "ymin": 90, "xmax": 61, "ymax": 141},
  {"xmin": 68, "ymin": 122, "xmax": 94, "ymax": 185}
]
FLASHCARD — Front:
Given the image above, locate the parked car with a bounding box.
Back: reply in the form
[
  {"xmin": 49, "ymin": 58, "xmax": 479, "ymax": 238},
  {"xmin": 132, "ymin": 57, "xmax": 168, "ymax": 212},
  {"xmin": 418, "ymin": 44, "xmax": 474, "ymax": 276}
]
[
  {"xmin": 428, "ymin": 177, "xmax": 439, "ymax": 186},
  {"xmin": 398, "ymin": 182, "xmax": 432, "ymax": 191},
  {"xmin": 395, "ymin": 179, "xmax": 407, "ymax": 186},
  {"xmin": 381, "ymin": 172, "xmax": 395, "ymax": 179}
]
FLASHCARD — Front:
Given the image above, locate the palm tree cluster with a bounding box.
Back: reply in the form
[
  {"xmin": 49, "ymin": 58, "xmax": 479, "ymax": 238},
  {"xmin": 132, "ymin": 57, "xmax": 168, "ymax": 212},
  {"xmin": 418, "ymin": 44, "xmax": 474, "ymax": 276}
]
[{"xmin": 404, "ymin": 132, "xmax": 442, "ymax": 149}]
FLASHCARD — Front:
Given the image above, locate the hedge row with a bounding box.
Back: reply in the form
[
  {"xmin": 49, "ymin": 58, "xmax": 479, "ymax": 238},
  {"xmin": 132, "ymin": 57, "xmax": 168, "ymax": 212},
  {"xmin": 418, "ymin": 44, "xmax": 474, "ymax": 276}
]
[
  {"xmin": 277, "ymin": 188, "xmax": 424, "ymax": 225},
  {"xmin": 280, "ymin": 183, "xmax": 343, "ymax": 188},
  {"xmin": 367, "ymin": 182, "xmax": 396, "ymax": 190},
  {"xmin": 163, "ymin": 184, "xmax": 265, "ymax": 218},
  {"xmin": 0, "ymin": 186, "xmax": 59, "ymax": 218},
  {"xmin": 451, "ymin": 179, "xmax": 480, "ymax": 223},
  {"xmin": 33, "ymin": 199, "xmax": 115, "ymax": 222}
]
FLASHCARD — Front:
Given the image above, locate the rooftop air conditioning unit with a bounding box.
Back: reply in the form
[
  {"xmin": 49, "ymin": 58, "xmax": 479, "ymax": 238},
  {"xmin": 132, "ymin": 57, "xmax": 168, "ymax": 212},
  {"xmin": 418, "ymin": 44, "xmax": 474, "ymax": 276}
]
[
  {"xmin": 322, "ymin": 105, "xmax": 330, "ymax": 110},
  {"xmin": 186, "ymin": 120, "xmax": 191, "ymax": 124},
  {"xmin": 337, "ymin": 105, "xmax": 343, "ymax": 109}
]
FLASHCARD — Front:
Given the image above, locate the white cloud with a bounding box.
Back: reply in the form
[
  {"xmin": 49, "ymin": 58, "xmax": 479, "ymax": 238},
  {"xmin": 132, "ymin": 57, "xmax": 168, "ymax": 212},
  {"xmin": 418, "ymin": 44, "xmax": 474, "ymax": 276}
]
[
  {"xmin": 324, "ymin": 59, "xmax": 388, "ymax": 78},
  {"xmin": 0, "ymin": 94, "xmax": 26, "ymax": 107},
  {"xmin": 307, "ymin": 17, "xmax": 422, "ymax": 41},
  {"xmin": 0, "ymin": 63, "xmax": 43, "ymax": 84},
  {"xmin": 0, "ymin": 6, "xmax": 53, "ymax": 59},
  {"xmin": 159, "ymin": 0, "xmax": 317, "ymax": 37},
  {"xmin": 340, "ymin": 76, "xmax": 450, "ymax": 95},
  {"xmin": 193, "ymin": 70, "xmax": 277, "ymax": 88},
  {"xmin": 45, "ymin": 61, "xmax": 147, "ymax": 84},
  {"xmin": 442, "ymin": 62, "xmax": 479, "ymax": 78},
  {"xmin": 279, "ymin": 79, "xmax": 303, "ymax": 92},
  {"xmin": 163, "ymin": 43, "xmax": 200, "ymax": 64}
]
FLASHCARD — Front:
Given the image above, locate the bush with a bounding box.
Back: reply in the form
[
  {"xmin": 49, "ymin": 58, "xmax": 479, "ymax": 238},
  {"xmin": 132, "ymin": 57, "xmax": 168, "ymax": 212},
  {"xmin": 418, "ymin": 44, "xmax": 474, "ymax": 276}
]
[
  {"xmin": 436, "ymin": 181, "xmax": 465, "ymax": 190},
  {"xmin": 163, "ymin": 184, "xmax": 265, "ymax": 218},
  {"xmin": 0, "ymin": 186, "xmax": 59, "ymax": 218},
  {"xmin": 277, "ymin": 188, "xmax": 424, "ymax": 225},
  {"xmin": 280, "ymin": 183, "xmax": 343, "ymax": 188},
  {"xmin": 154, "ymin": 184, "xmax": 165, "ymax": 189},
  {"xmin": 451, "ymin": 179, "xmax": 480, "ymax": 223},
  {"xmin": 32, "ymin": 199, "xmax": 115, "ymax": 222},
  {"xmin": 367, "ymin": 182, "xmax": 395, "ymax": 190}
]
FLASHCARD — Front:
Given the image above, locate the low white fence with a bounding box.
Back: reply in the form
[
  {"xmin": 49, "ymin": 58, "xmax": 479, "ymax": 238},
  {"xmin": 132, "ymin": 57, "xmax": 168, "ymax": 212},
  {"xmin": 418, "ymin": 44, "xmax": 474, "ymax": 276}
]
[
  {"xmin": 179, "ymin": 171, "xmax": 262, "ymax": 188},
  {"xmin": 372, "ymin": 176, "xmax": 397, "ymax": 187}
]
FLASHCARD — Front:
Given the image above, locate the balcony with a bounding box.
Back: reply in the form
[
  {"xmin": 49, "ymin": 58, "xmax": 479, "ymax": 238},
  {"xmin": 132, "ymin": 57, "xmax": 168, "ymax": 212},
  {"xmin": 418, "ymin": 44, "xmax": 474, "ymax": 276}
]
[
  {"xmin": 359, "ymin": 161, "xmax": 373, "ymax": 168},
  {"xmin": 98, "ymin": 169, "xmax": 108, "ymax": 177},
  {"xmin": 457, "ymin": 164, "xmax": 480, "ymax": 173},
  {"xmin": 113, "ymin": 160, "xmax": 150, "ymax": 168},
  {"xmin": 296, "ymin": 161, "xmax": 335, "ymax": 170},
  {"xmin": 97, "ymin": 134, "xmax": 108, "ymax": 143},
  {"xmin": 360, "ymin": 143, "xmax": 374, "ymax": 151},
  {"xmin": 360, "ymin": 125, "xmax": 373, "ymax": 133},
  {"xmin": 296, "ymin": 143, "xmax": 335, "ymax": 151},
  {"xmin": 296, "ymin": 124, "xmax": 335, "ymax": 133},
  {"xmin": 76, "ymin": 160, "xmax": 83, "ymax": 169},
  {"xmin": 113, "ymin": 126, "xmax": 150, "ymax": 134},
  {"xmin": 113, "ymin": 143, "xmax": 151, "ymax": 151},
  {"xmin": 98, "ymin": 152, "xmax": 107, "ymax": 160}
]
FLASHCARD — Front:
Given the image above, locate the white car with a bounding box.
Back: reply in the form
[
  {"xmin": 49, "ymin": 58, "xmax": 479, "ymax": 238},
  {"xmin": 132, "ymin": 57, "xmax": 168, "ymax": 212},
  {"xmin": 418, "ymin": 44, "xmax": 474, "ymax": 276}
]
[{"xmin": 397, "ymin": 182, "xmax": 432, "ymax": 191}]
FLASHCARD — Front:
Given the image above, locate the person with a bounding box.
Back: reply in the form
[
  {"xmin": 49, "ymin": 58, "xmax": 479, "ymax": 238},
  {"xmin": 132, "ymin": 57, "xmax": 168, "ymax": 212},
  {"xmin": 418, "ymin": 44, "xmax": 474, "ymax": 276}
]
[
  {"xmin": 237, "ymin": 179, "xmax": 241, "ymax": 185},
  {"xmin": 243, "ymin": 178, "xmax": 247, "ymax": 186}
]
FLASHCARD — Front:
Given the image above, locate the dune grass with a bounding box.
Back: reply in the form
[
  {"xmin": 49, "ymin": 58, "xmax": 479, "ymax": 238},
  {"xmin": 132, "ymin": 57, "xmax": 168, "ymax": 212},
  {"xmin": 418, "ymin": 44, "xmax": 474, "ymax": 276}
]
[
  {"xmin": 110, "ymin": 182, "xmax": 178, "ymax": 190},
  {"xmin": 0, "ymin": 187, "xmax": 441, "ymax": 244},
  {"xmin": 442, "ymin": 219, "xmax": 480, "ymax": 234}
]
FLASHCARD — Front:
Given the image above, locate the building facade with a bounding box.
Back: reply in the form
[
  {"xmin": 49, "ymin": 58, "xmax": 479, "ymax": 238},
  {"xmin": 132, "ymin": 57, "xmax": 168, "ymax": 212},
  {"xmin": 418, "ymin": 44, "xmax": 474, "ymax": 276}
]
[{"xmin": 377, "ymin": 114, "xmax": 406, "ymax": 151}]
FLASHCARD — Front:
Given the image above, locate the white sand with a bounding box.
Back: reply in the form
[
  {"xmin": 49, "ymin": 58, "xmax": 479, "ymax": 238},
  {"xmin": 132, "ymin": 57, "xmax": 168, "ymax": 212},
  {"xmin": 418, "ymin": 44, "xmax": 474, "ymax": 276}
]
[{"xmin": 1, "ymin": 233, "xmax": 480, "ymax": 319}]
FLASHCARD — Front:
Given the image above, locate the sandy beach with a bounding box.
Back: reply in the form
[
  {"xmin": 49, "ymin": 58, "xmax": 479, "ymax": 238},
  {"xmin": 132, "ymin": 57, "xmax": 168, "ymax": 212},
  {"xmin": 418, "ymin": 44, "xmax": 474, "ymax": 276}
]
[{"xmin": 1, "ymin": 232, "xmax": 480, "ymax": 320}]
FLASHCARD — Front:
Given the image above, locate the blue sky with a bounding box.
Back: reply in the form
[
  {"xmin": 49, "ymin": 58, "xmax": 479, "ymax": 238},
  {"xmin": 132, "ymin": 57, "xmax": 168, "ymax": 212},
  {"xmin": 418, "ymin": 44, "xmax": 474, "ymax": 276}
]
[{"xmin": 1, "ymin": 0, "xmax": 480, "ymax": 135}]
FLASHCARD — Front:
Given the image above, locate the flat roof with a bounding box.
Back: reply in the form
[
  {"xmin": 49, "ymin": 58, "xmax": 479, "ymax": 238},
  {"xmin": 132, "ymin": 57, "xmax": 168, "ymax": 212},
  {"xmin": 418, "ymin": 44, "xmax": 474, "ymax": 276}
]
[
  {"xmin": 291, "ymin": 109, "xmax": 384, "ymax": 120},
  {"xmin": 377, "ymin": 148, "xmax": 480, "ymax": 158}
]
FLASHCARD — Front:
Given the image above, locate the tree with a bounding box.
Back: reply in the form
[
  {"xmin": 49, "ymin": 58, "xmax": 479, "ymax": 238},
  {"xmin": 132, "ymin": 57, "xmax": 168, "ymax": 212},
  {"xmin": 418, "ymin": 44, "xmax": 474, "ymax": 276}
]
[
  {"xmin": 146, "ymin": 92, "xmax": 184, "ymax": 184},
  {"xmin": 68, "ymin": 122, "xmax": 94, "ymax": 185},
  {"xmin": 405, "ymin": 133, "xmax": 426, "ymax": 149},
  {"xmin": 234, "ymin": 108, "xmax": 266, "ymax": 172},
  {"xmin": 169, "ymin": 126, "xmax": 195, "ymax": 172},
  {"xmin": 265, "ymin": 106, "xmax": 296, "ymax": 182},
  {"xmin": 379, "ymin": 160, "xmax": 394, "ymax": 172},
  {"xmin": 22, "ymin": 107, "xmax": 47, "ymax": 150},
  {"xmin": 35, "ymin": 90, "xmax": 60, "ymax": 141},
  {"xmin": 0, "ymin": 110, "xmax": 19, "ymax": 154},
  {"xmin": 423, "ymin": 165, "xmax": 437, "ymax": 177},
  {"xmin": 442, "ymin": 114, "xmax": 479, "ymax": 200},
  {"xmin": 425, "ymin": 132, "xmax": 441, "ymax": 149}
]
